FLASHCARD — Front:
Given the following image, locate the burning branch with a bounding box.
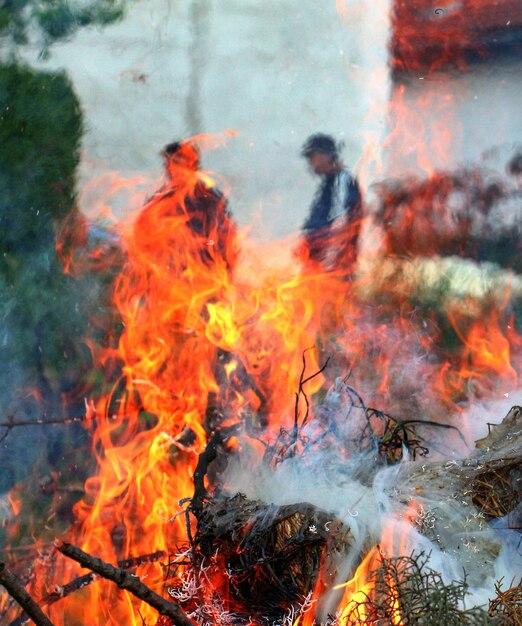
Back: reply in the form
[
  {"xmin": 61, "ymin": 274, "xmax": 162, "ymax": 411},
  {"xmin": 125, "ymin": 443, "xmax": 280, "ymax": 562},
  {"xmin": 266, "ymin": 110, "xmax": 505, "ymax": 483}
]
[
  {"xmin": 0, "ymin": 562, "xmax": 54, "ymax": 626},
  {"xmin": 56, "ymin": 542, "xmax": 193, "ymax": 626},
  {"xmin": 191, "ymin": 423, "xmax": 240, "ymax": 515},
  {"xmin": 292, "ymin": 350, "xmax": 330, "ymax": 439},
  {"xmin": 8, "ymin": 551, "xmax": 166, "ymax": 626},
  {"xmin": 44, "ymin": 550, "xmax": 166, "ymax": 604}
]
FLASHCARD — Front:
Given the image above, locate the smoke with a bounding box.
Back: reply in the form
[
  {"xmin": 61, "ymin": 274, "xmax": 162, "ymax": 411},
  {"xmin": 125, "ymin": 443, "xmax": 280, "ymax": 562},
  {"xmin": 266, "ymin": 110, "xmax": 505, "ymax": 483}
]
[{"xmin": 221, "ymin": 375, "xmax": 519, "ymax": 615}]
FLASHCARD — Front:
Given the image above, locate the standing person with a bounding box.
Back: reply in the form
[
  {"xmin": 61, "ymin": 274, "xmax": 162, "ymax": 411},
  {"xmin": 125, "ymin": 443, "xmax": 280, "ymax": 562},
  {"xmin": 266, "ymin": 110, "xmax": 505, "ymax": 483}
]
[
  {"xmin": 158, "ymin": 140, "xmax": 238, "ymax": 269},
  {"xmin": 143, "ymin": 140, "xmax": 248, "ymax": 436},
  {"xmin": 301, "ymin": 134, "xmax": 362, "ymax": 269},
  {"xmin": 507, "ymin": 152, "xmax": 522, "ymax": 191}
]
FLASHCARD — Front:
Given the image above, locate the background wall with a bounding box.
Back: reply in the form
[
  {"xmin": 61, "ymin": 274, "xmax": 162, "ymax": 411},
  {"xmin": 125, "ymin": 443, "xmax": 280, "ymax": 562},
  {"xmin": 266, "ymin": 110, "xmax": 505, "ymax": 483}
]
[
  {"xmin": 23, "ymin": 0, "xmax": 522, "ymax": 235},
  {"xmin": 26, "ymin": 0, "xmax": 391, "ymax": 237},
  {"xmin": 386, "ymin": 59, "xmax": 522, "ymax": 179}
]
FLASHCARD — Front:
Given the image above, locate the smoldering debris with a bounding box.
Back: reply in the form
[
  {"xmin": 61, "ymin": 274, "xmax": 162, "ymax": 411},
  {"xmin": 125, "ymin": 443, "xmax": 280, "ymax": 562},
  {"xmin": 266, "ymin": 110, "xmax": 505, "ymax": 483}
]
[
  {"xmin": 159, "ymin": 385, "xmax": 521, "ymax": 625},
  {"xmin": 1, "ymin": 376, "xmax": 520, "ymax": 625}
]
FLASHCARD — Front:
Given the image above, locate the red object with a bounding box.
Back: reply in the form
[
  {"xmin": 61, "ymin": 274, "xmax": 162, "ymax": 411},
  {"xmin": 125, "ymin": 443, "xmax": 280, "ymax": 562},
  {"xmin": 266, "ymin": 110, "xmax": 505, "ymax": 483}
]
[{"xmin": 392, "ymin": 0, "xmax": 522, "ymax": 72}]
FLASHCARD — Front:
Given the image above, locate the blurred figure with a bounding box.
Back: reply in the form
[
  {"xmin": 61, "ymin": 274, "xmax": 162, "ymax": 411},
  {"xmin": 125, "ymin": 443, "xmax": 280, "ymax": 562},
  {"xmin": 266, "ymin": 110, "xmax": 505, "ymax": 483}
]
[
  {"xmin": 159, "ymin": 140, "xmax": 237, "ymax": 269},
  {"xmin": 301, "ymin": 134, "xmax": 362, "ymax": 269},
  {"xmin": 507, "ymin": 152, "xmax": 522, "ymax": 191},
  {"xmin": 159, "ymin": 142, "xmax": 253, "ymax": 436}
]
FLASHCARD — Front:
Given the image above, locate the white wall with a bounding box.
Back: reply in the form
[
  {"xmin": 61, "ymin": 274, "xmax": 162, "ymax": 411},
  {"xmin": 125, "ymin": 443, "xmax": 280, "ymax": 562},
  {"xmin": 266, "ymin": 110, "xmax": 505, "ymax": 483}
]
[
  {"xmin": 27, "ymin": 0, "xmax": 391, "ymax": 236},
  {"xmin": 26, "ymin": 1, "xmax": 520, "ymax": 235},
  {"xmin": 385, "ymin": 59, "xmax": 522, "ymax": 179}
]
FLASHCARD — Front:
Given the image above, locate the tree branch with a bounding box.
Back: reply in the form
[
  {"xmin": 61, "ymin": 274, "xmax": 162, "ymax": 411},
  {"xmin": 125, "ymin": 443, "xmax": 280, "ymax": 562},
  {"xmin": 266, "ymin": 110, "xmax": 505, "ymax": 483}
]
[
  {"xmin": 0, "ymin": 562, "xmax": 54, "ymax": 626},
  {"xmin": 56, "ymin": 542, "xmax": 193, "ymax": 626},
  {"xmin": 0, "ymin": 415, "xmax": 86, "ymax": 445},
  {"xmin": 9, "ymin": 551, "xmax": 166, "ymax": 626}
]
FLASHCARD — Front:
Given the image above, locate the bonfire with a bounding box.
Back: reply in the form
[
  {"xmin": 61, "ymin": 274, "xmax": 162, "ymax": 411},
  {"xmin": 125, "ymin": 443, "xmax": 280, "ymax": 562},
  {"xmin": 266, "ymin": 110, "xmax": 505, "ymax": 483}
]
[
  {"xmin": 1, "ymin": 2, "xmax": 521, "ymax": 625},
  {"xmin": 0, "ymin": 138, "xmax": 521, "ymax": 626}
]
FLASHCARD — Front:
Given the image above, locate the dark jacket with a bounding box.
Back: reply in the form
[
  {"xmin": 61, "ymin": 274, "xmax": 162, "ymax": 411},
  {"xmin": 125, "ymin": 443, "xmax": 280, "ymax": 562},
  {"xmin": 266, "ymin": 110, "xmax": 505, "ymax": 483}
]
[
  {"xmin": 303, "ymin": 169, "xmax": 362, "ymax": 264},
  {"xmin": 140, "ymin": 176, "xmax": 238, "ymax": 269},
  {"xmin": 304, "ymin": 169, "xmax": 361, "ymax": 233}
]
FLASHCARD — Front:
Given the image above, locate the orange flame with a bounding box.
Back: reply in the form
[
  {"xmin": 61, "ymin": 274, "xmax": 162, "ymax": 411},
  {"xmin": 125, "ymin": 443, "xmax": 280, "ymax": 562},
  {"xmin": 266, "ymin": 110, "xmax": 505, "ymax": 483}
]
[{"xmin": 4, "ymin": 120, "xmax": 521, "ymax": 626}]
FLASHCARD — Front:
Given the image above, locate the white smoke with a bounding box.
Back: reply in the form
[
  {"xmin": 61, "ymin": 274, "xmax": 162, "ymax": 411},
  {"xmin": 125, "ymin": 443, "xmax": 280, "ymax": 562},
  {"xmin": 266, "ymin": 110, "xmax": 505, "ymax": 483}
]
[{"xmin": 221, "ymin": 378, "xmax": 521, "ymax": 616}]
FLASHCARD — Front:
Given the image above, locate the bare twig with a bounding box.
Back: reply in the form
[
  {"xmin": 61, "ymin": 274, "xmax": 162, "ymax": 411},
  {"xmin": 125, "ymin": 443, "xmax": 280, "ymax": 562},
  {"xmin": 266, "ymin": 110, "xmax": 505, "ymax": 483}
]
[
  {"xmin": 44, "ymin": 550, "xmax": 166, "ymax": 604},
  {"xmin": 0, "ymin": 415, "xmax": 86, "ymax": 445},
  {"xmin": 9, "ymin": 551, "xmax": 166, "ymax": 626},
  {"xmin": 0, "ymin": 417, "xmax": 85, "ymax": 428},
  {"xmin": 292, "ymin": 349, "xmax": 330, "ymax": 446},
  {"xmin": 0, "ymin": 562, "xmax": 54, "ymax": 626},
  {"xmin": 56, "ymin": 542, "xmax": 193, "ymax": 626}
]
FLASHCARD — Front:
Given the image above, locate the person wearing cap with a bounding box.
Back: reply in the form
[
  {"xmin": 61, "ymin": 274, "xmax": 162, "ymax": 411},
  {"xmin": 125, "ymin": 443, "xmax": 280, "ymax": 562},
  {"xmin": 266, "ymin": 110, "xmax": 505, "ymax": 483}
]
[{"xmin": 301, "ymin": 134, "xmax": 362, "ymax": 269}]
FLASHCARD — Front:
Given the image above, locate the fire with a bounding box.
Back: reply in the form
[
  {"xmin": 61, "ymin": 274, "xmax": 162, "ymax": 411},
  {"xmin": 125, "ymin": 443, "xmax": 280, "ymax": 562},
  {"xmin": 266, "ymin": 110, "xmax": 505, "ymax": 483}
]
[
  {"xmin": 437, "ymin": 306, "xmax": 520, "ymax": 405},
  {"xmin": 331, "ymin": 505, "xmax": 420, "ymax": 626},
  {"xmin": 0, "ymin": 0, "xmax": 520, "ymax": 622},
  {"xmin": 7, "ymin": 493, "xmax": 21, "ymax": 518},
  {"xmin": 334, "ymin": 547, "xmax": 381, "ymax": 625},
  {"xmin": 3, "ymin": 136, "xmax": 520, "ymax": 624},
  {"xmin": 391, "ymin": 0, "xmax": 521, "ymax": 75},
  {"xmin": 455, "ymin": 311, "xmax": 517, "ymax": 384}
]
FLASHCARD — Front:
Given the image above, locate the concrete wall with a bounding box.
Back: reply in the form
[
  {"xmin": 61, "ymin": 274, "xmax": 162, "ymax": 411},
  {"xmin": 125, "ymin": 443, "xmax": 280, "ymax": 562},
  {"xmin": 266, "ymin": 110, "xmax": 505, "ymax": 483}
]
[
  {"xmin": 387, "ymin": 59, "xmax": 522, "ymax": 179},
  {"xmin": 27, "ymin": 0, "xmax": 521, "ymax": 235},
  {"xmin": 29, "ymin": 0, "xmax": 391, "ymax": 236}
]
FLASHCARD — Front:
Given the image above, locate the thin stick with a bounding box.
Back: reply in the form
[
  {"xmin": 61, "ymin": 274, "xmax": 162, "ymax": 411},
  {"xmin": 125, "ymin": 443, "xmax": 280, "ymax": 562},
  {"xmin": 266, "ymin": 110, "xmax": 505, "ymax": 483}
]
[
  {"xmin": 0, "ymin": 415, "xmax": 86, "ymax": 445},
  {"xmin": 56, "ymin": 542, "xmax": 193, "ymax": 626},
  {"xmin": 44, "ymin": 550, "xmax": 166, "ymax": 604},
  {"xmin": 0, "ymin": 562, "xmax": 54, "ymax": 626},
  {"xmin": 9, "ymin": 551, "xmax": 166, "ymax": 626},
  {"xmin": 0, "ymin": 416, "xmax": 85, "ymax": 428}
]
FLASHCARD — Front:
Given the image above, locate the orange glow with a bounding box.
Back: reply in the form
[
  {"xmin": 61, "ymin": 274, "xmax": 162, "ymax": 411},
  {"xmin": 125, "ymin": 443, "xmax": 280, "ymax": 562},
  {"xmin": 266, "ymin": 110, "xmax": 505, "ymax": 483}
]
[
  {"xmin": 334, "ymin": 505, "xmax": 419, "ymax": 626},
  {"xmin": 7, "ymin": 493, "xmax": 21, "ymax": 517},
  {"xmin": 335, "ymin": 546, "xmax": 381, "ymax": 625},
  {"xmin": 4, "ymin": 116, "xmax": 521, "ymax": 625},
  {"xmin": 0, "ymin": 0, "xmax": 520, "ymax": 622},
  {"xmin": 438, "ymin": 306, "xmax": 520, "ymax": 404},
  {"xmin": 392, "ymin": 0, "xmax": 522, "ymax": 74}
]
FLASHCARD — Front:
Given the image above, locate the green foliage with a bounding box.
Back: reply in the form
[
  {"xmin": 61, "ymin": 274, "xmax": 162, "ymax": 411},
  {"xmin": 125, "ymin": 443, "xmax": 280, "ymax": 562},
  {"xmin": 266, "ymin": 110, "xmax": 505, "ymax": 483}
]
[
  {"xmin": 0, "ymin": 63, "xmax": 86, "ymax": 378},
  {"xmin": 0, "ymin": 63, "xmax": 92, "ymax": 490},
  {"xmin": 0, "ymin": 62, "xmax": 82, "ymax": 251},
  {"xmin": 341, "ymin": 551, "xmax": 495, "ymax": 626},
  {"xmin": 0, "ymin": 0, "xmax": 125, "ymax": 52}
]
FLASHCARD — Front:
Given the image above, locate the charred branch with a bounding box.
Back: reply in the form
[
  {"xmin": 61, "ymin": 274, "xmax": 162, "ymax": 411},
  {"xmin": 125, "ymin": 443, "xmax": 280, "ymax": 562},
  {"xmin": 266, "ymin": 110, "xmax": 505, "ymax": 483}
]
[
  {"xmin": 291, "ymin": 351, "xmax": 330, "ymax": 446},
  {"xmin": 8, "ymin": 551, "xmax": 166, "ymax": 626},
  {"xmin": 0, "ymin": 562, "xmax": 54, "ymax": 626},
  {"xmin": 190, "ymin": 423, "xmax": 240, "ymax": 516},
  {"xmin": 56, "ymin": 542, "xmax": 193, "ymax": 626},
  {"xmin": 44, "ymin": 550, "xmax": 166, "ymax": 604},
  {"xmin": 0, "ymin": 415, "xmax": 86, "ymax": 445}
]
